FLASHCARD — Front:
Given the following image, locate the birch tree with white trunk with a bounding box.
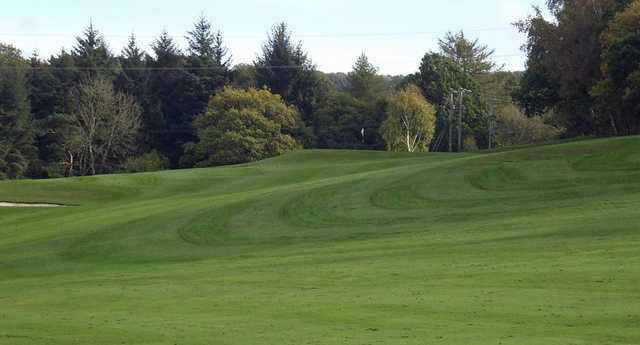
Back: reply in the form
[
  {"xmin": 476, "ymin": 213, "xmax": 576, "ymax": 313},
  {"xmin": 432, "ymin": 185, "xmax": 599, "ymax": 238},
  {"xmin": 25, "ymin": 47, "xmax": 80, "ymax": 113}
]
[{"xmin": 380, "ymin": 85, "xmax": 436, "ymax": 152}]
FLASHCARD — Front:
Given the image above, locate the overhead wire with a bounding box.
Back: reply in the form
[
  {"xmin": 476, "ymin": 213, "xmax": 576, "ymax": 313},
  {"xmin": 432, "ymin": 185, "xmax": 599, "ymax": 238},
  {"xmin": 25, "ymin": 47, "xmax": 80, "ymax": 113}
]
[
  {"xmin": 0, "ymin": 26, "xmax": 518, "ymax": 40},
  {"xmin": 0, "ymin": 26, "xmax": 526, "ymax": 73}
]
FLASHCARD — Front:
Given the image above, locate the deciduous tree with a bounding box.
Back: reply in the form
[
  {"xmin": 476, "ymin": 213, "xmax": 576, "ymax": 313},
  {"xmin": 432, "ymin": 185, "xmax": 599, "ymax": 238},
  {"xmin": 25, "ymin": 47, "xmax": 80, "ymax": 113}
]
[
  {"xmin": 410, "ymin": 53, "xmax": 488, "ymax": 151},
  {"xmin": 380, "ymin": 85, "xmax": 436, "ymax": 152},
  {"xmin": 314, "ymin": 92, "xmax": 384, "ymax": 149},
  {"xmin": 495, "ymin": 104, "xmax": 561, "ymax": 146},
  {"xmin": 591, "ymin": 1, "xmax": 640, "ymax": 135},
  {"xmin": 68, "ymin": 77, "xmax": 141, "ymax": 175},
  {"xmin": 514, "ymin": 0, "xmax": 634, "ymax": 135},
  {"xmin": 183, "ymin": 87, "xmax": 301, "ymax": 167}
]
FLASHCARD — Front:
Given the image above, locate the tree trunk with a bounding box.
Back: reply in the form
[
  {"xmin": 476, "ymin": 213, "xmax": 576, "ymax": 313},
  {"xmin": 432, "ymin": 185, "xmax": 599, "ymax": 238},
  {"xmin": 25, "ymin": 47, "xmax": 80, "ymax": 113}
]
[
  {"xmin": 609, "ymin": 112, "xmax": 618, "ymax": 136},
  {"xmin": 66, "ymin": 151, "xmax": 74, "ymax": 177}
]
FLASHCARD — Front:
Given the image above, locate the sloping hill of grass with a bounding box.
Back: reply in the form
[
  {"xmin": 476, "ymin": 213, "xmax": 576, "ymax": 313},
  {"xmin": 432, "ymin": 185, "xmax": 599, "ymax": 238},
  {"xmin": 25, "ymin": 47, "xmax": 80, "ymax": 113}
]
[{"xmin": 1, "ymin": 137, "xmax": 639, "ymax": 345}]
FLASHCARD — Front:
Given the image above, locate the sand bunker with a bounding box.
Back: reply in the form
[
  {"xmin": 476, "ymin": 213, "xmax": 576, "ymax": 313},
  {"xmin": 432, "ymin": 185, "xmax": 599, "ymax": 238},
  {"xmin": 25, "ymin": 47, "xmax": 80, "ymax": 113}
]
[{"xmin": 0, "ymin": 202, "xmax": 67, "ymax": 208}]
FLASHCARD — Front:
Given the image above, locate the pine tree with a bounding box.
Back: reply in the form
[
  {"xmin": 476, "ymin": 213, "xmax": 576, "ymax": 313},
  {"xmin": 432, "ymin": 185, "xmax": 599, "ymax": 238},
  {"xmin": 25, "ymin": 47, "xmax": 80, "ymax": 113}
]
[
  {"xmin": 27, "ymin": 52, "xmax": 57, "ymax": 121},
  {"xmin": 72, "ymin": 21, "xmax": 114, "ymax": 80},
  {"xmin": 212, "ymin": 30, "xmax": 231, "ymax": 68},
  {"xmin": 117, "ymin": 34, "xmax": 148, "ymax": 98},
  {"xmin": 152, "ymin": 30, "xmax": 181, "ymax": 64},
  {"xmin": 122, "ymin": 34, "xmax": 145, "ymax": 64},
  {"xmin": 255, "ymin": 22, "xmax": 310, "ymax": 101},
  {"xmin": 438, "ymin": 30, "xmax": 496, "ymax": 75},
  {"xmin": 185, "ymin": 16, "xmax": 231, "ymax": 121},
  {"xmin": 0, "ymin": 44, "xmax": 36, "ymax": 179},
  {"xmin": 25, "ymin": 53, "xmax": 65, "ymax": 177},
  {"xmin": 186, "ymin": 16, "xmax": 215, "ymax": 60},
  {"xmin": 116, "ymin": 34, "xmax": 153, "ymax": 153},
  {"xmin": 49, "ymin": 49, "xmax": 78, "ymax": 115},
  {"xmin": 346, "ymin": 53, "xmax": 387, "ymax": 102},
  {"xmin": 148, "ymin": 30, "xmax": 196, "ymax": 167},
  {"xmin": 255, "ymin": 22, "xmax": 330, "ymax": 146}
]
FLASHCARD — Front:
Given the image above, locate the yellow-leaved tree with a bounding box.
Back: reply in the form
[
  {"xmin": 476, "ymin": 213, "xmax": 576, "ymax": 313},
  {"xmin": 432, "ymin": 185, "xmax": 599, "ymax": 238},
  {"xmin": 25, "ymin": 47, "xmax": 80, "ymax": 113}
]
[{"xmin": 380, "ymin": 85, "xmax": 436, "ymax": 152}]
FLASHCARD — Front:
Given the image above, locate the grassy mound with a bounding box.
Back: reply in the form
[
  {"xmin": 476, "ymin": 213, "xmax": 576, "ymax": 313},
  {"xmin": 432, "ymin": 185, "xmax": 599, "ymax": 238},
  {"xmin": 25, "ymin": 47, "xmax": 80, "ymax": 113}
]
[{"xmin": 1, "ymin": 137, "xmax": 639, "ymax": 344}]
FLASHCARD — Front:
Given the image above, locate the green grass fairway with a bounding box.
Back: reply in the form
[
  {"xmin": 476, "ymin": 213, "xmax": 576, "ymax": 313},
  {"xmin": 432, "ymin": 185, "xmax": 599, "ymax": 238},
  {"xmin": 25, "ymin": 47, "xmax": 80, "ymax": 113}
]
[{"xmin": 1, "ymin": 137, "xmax": 639, "ymax": 345}]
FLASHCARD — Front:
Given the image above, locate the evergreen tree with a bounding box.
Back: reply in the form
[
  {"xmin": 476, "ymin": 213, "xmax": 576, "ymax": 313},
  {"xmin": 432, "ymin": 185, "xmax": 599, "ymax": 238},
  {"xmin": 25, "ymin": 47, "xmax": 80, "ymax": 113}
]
[
  {"xmin": 116, "ymin": 34, "xmax": 147, "ymax": 97},
  {"xmin": 438, "ymin": 30, "xmax": 496, "ymax": 75},
  {"xmin": 346, "ymin": 53, "xmax": 387, "ymax": 102},
  {"xmin": 152, "ymin": 30, "xmax": 181, "ymax": 64},
  {"xmin": 185, "ymin": 16, "xmax": 231, "ymax": 119},
  {"xmin": 212, "ymin": 31, "xmax": 231, "ymax": 68},
  {"xmin": 27, "ymin": 53, "xmax": 56, "ymax": 121},
  {"xmin": 254, "ymin": 22, "xmax": 330, "ymax": 146},
  {"xmin": 0, "ymin": 44, "xmax": 36, "ymax": 179},
  {"xmin": 115, "ymin": 34, "xmax": 154, "ymax": 152},
  {"xmin": 255, "ymin": 22, "xmax": 308, "ymax": 100},
  {"xmin": 187, "ymin": 16, "xmax": 221, "ymax": 62},
  {"xmin": 25, "ymin": 53, "xmax": 65, "ymax": 177},
  {"xmin": 48, "ymin": 49, "xmax": 78, "ymax": 115},
  {"xmin": 72, "ymin": 21, "xmax": 115, "ymax": 80},
  {"xmin": 148, "ymin": 30, "xmax": 195, "ymax": 167},
  {"xmin": 23, "ymin": 50, "xmax": 81, "ymax": 178}
]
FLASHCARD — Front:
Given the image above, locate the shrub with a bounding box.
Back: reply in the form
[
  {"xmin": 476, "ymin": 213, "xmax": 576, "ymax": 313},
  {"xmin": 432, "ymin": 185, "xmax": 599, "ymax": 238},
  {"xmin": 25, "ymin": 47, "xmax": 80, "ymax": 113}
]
[
  {"xmin": 124, "ymin": 150, "xmax": 170, "ymax": 173},
  {"xmin": 495, "ymin": 105, "xmax": 561, "ymax": 147},
  {"xmin": 463, "ymin": 136, "xmax": 479, "ymax": 152}
]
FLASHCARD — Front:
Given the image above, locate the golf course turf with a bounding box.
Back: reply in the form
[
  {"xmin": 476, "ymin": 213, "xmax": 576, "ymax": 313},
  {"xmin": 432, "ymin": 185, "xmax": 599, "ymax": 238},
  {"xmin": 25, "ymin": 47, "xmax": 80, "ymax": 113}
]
[{"xmin": 0, "ymin": 136, "xmax": 639, "ymax": 344}]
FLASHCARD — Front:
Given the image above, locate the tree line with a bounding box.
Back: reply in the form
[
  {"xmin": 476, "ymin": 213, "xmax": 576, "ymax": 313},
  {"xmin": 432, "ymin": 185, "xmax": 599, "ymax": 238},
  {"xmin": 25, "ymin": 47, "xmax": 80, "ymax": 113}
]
[
  {"xmin": 3, "ymin": 0, "xmax": 637, "ymax": 180},
  {"xmin": 514, "ymin": 0, "xmax": 640, "ymax": 136}
]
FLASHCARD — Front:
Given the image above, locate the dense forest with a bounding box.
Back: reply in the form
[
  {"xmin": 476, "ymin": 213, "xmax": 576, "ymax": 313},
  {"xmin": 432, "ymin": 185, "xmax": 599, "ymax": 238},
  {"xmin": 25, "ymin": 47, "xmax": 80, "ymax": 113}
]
[{"xmin": 1, "ymin": 0, "xmax": 638, "ymax": 179}]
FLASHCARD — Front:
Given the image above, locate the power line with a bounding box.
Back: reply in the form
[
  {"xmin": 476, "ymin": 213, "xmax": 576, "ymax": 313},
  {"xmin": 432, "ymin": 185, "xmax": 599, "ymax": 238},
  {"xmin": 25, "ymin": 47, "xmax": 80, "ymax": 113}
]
[
  {"xmin": 0, "ymin": 65, "xmax": 309, "ymax": 71},
  {"xmin": 492, "ymin": 54, "xmax": 526, "ymax": 58},
  {"xmin": 0, "ymin": 27, "xmax": 518, "ymax": 40}
]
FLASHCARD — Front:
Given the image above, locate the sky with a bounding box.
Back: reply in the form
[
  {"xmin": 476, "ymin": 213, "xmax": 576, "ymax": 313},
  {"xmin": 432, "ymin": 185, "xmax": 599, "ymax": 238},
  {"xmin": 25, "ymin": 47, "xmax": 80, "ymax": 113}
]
[{"xmin": 1, "ymin": 0, "xmax": 550, "ymax": 75}]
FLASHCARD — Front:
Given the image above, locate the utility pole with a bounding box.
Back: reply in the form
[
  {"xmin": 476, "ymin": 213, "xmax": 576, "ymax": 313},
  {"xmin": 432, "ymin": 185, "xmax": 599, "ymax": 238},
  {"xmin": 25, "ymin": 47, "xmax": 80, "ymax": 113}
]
[
  {"xmin": 486, "ymin": 98, "xmax": 510, "ymax": 150},
  {"xmin": 458, "ymin": 91, "xmax": 463, "ymax": 152},
  {"xmin": 488, "ymin": 101, "xmax": 495, "ymax": 150},
  {"xmin": 449, "ymin": 90, "xmax": 454, "ymax": 153},
  {"xmin": 454, "ymin": 88, "xmax": 472, "ymax": 152}
]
